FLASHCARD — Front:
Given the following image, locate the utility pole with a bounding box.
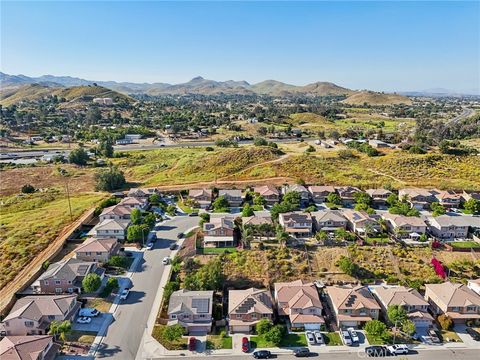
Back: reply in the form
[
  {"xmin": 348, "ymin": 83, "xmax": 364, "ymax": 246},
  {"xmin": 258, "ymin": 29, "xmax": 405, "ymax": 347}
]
[{"xmin": 59, "ymin": 168, "xmax": 73, "ymax": 221}]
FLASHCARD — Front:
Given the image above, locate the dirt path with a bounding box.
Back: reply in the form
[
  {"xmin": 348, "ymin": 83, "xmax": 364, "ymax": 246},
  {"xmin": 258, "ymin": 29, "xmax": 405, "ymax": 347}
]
[{"xmin": 366, "ymin": 168, "xmax": 406, "ymax": 184}]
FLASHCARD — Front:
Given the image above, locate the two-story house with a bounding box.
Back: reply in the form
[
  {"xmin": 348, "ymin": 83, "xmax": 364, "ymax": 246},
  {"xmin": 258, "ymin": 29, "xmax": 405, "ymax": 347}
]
[
  {"xmin": 335, "ymin": 186, "xmax": 361, "ymax": 207},
  {"xmin": 0, "ymin": 295, "xmax": 79, "ymax": 336},
  {"xmin": 278, "ymin": 212, "xmax": 313, "ymax": 238},
  {"xmin": 36, "ymin": 258, "xmax": 103, "ymax": 294},
  {"xmin": 282, "ymin": 184, "xmax": 310, "ymax": 207},
  {"xmin": 0, "ymin": 335, "xmax": 59, "ymax": 360},
  {"xmin": 342, "ymin": 209, "xmax": 381, "ymax": 237},
  {"xmin": 424, "ymin": 282, "xmax": 480, "ymax": 324},
  {"xmin": 99, "ymin": 204, "xmax": 131, "ymax": 221},
  {"xmin": 228, "ymin": 288, "xmax": 274, "ymax": 333},
  {"xmin": 370, "ymin": 285, "xmax": 433, "ymax": 330},
  {"xmin": 167, "ymin": 289, "xmax": 214, "ymax": 335},
  {"xmin": 382, "ymin": 214, "xmax": 427, "ymax": 240},
  {"xmin": 254, "ymin": 185, "xmax": 280, "ymax": 205},
  {"xmin": 427, "ymin": 215, "xmax": 471, "ymax": 240},
  {"xmin": 88, "ymin": 219, "xmax": 130, "ymax": 241},
  {"xmin": 73, "ymin": 237, "xmax": 120, "ymax": 263},
  {"xmin": 127, "ymin": 187, "xmax": 158, "ymax": 199},
  {"xmin": 325, "ymin": 285, "xmax": 381, "ymax": 328},
  {"xmin": 433, "ymin": 190, "xmax": 461, "ymax": 209},
  {"xmin": 312, "ymin": 210, "xmax": 347, "ymax": 233},
  {"xmin": 308, "ymin": 186, "xmax": 336, "ymax": 204},
  {"xmin": 188, "ymin": 189, "xmax": 213, "ymax": 209},
  {"xmin": 242, "ymin": 211, "xmax": 274, "ymax": 241},
  {"xmin": 203, "ymin": 216, "xmax": 235, "ymax": 247},
  {"xmin": 398, "ymin": 188, "xmax": 436, "ymax": 210},
  {"xmin": 274, "ymin": 280, "xmax": 325, "ymax": 330},
  {"xmin": 118, "ymin": 196, "xmax": 148, "ymax": 210},
  {"xmin": 218, "ymin": 189, "xmax": 243, "ymax": 207},
  {"xmin": 365, "ymin": 189, "xmax": 393, "ymax": 208}
]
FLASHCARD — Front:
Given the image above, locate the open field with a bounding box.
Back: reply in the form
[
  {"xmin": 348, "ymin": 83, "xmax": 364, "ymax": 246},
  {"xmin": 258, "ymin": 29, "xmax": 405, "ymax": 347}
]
[{"xmin": 0, "ymin": 190, "xmax": 105, "ymax": 289}]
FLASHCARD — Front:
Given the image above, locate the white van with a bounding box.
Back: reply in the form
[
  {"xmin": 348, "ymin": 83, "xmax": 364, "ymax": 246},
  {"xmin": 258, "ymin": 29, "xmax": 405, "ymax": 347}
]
[{"xmin": 79, "ymin": 308, "xmax": 100, "ymax": 317}]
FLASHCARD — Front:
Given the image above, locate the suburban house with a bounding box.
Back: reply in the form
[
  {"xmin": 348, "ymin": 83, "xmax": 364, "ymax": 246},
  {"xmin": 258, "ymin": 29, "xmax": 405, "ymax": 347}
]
[
  {"xmin": 424, "ymin": 282, "xmax": 480, "ymax": 324},
  {"xmin": 398, "ymin": 188, "xmax": 436, "ymax": 210},
  {"xmin": 188, "ymin": 189, "xmax": 213, "ymax": 209},
  {"xmin": 462, "ymin": 191, "xmax": 480, "ymax": 203},
  {"xmin": 228, "ymin": 288, "xmax": 274, "ymax": 333},
  {"xmin": 467, "ymin": 279, "xmax": 480, "ymax": 296},
  {"xmin": 282, "ymin": 184, "xmax": 310, "ymax": 206},
  {"xmin": 203, "ymin": 216, "xmax": 235, "ymax": 247},
  {"xmin": 73, "ymin": 237, "xmax": 120, "ymax": 263},
  {"xmin": 365, "ymin": 189, "xmax": 393, "ymax": 208},
  {"xmin": 254, "ymin": 185, "xmax": 280, "ymax": 205},
  {"xmin": 342, "ymin": 209, "xmax": 381, "ymax": 237},
  {"xmin": 382, "ymin": 214, "xmax": 427, "ymax": 240},
  {"xmin": 88, "ymin": 219, "xmax": 130, "ymax": 241},
  {"xmin": 278, "ymin": 211, "xmax": 313, "ymax": 238},
  {"xmin": 308, "ymin": 186, "xmax": 336, "ymax": 204},
  {"xmin": 127, "ymin": 187, "xmax": 158, "ymax": 199},
  {"xmin": 118, "ymin": 196, "xmax": 148, "ymax": 210},
  {"xmin": 433, "ymin": 190, "xmax": 461, "ymax": 209},
  {"xmin": 167, "ymin": 289, "xmax": 214, "ymax": 335},
  {"xmin": 274, "ymin": 280, "xmax": 325, "ymax": 330},
  {"xmin": 335, "ymin": 186, "xmax": 361, "ymax": 207},
  {"xmin": 99, "ymin": 204, "xmax": 131, "ymax": 221},
  {"xmin": 370, "ymin": 285, "xmax": 433, "ymax": 330},
  {"xmin": 0, "ymin": 335, "xmax": 59, "ymax": 360},
  {"xmin": 325, "ymin": 285, "xmax": 381, "ymax": 328},
  {"xmin": 36, "ymin": 258, "xmax": 103, "ymax": 294},
  {"xmin": 427, "ymin": 215, "xmax": 471, "ymax": 240},
  {"xmin": 312, "ymin": 210, "xmax": 347, "ymax": 233},
  {"xmin": 218, "ymin": 189, "xmax": 243, "ymax": 207},
  {"xmin": 0, "ymin": 295, "xmax": 79, "ymax": 336}
]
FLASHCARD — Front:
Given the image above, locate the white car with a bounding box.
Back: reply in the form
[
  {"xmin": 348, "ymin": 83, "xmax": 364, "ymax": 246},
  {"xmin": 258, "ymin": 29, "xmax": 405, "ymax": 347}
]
[
  {"xmin": 76, "ymin": 316, "xmax": 92, "ymax": 324},
  {"xmin": 146, "ymin": 242, "xmax": 154, "ymax": 250},
  {"xmin": 305, "ymin": 331, "xmax": 315, "ymax": 345},
  {"xmin": 313, "ymin": 331, "xmax": 324, "ymax": 344},
  {"xmin": 347, "ymin": 327, "xmax": 359, "ymax": 343},
  {"xmin": 387, "ymin": 344, "xmax": 410, "ymax": 355},
  {"xmin": 162, "ymin": 256, "xmax": 170, "ymax": 265},
  {"xmin": 119, "ymin": 288, "xmax": 130, "ymax": 300},
  {"xmin": 78, "ymin": 308, "xmax": 99, "ymax": 317},
  {"xmin": 341, "ymin": 330, "xmax": 352, "ymax": 346}
]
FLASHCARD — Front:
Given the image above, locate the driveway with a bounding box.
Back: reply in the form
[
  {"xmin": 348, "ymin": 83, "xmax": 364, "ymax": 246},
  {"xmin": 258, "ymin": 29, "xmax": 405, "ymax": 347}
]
[
  {"xmin": 73, "ymin": 313, "xmax": 112, "ymax": 332},
  {"xmin": 453, "ymin": 324, "xmax": 480, "ymax": 347}
]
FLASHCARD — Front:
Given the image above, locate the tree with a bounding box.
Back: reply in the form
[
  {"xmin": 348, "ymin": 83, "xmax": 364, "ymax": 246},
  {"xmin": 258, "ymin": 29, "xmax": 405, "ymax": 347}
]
[
  {"xmin": 437, "ymin": 314, "xmax": 453, "ymax": 330},
  {"xmin": 184, "ymin": 257, "xmax": 224, "ymax": 291},
  {"xmin": 143, "ymin": 212, "xmax": 156, "ymax": 228},
  {"xmin": 94, "ymin": 165, "xmax": 126, "ymax": 191},
  {"xmin": 68, "ymin": 147, "xmax": 89, "ymax": 166},
  {"xmin": 99, "ymin": 138, "xmax": 114, "ymax": 157},
  {"xmin": 163, "ymin": 281, "xmax": 180, "ymax": 304},
  {"xmin": 21, "ymin": 184, "xmax": 36, "ymax": 193},
  {"xmin": 264, "ymin": 325, "xmax": 284, "ymax": 345},
  {"xmin": 326, "ymin": 193, "xmax": 342, "ymax": 206},
  {"xmin": 82, "ymin": 273, "xmax": 101, "ymax": 293},
  {"xmin": 464, "ymin": 198, "xmax": 480, "ymax": 214},
  {"xmin": 315, "ymin": 230, "xmax": 328, "ymax": 242},
  {"xmin": 256, "ymin": 319, "xmax": 273, "ymax": 335},
  {"xmin": 163, "ymin": 324, "xmax": 184, "ymax": 341},
  {"xmin": 337, "ymin": 256, "xmax": 357, "ymax": 276},
  {"xmin": 387, "ymin": 305, "xmax": 408, "ymax": 325},
  {"xmin": 253, "ymin": 195, "xmax": 266, "ymax": 206},
  {"xmin": 127, "ymin": 224, "xmax": 149, "ymax": 243},
  {"xmin": 364, "ymin": 320, "xmax": 387, "ymax": 338},
  {"xmin": 130, "ymin": 208, "xmax": 142, "ymax": 225},
  {"xmin": 107, "ymin": 256, "xmax": 128, "ymax": 268},
  {"xmin": 149, "ymin": 193, "xmax": 161, "ymax": 205},
  {"xmin": 106, "ymin": 277, "xmax": 119, "ymax": 290},
  {"xmin": 212, "ymin": 196, "xmax": 230, "ymax": 212},
  {"xmin": 48, "ymin": 320, "xmax": 71, "ymax": 343},
  {"xmin": 242, "ymin": 203, "xmax": 254, "ymax": 217},
  {"xmin": 276, "ymin": 227, "xmax": 289, "ymax": 247},
  {"xmin": 305, "ymin": 145, "xmax": 315, "ymax": 153},
  {"xmin": 402, "ymin": 320, "xmax": 416, "ymax": 336},
  {"xmin": 282, "ymin": 191, "xmax": 301, "ymax": 209},
  {"xmin": 430, "ymin": 202, "xmax": 446, "ymax": 217}
]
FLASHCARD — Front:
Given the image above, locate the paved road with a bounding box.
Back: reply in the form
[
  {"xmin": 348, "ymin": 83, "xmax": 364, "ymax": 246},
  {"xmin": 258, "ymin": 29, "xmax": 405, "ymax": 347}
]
[
  {"xmin": 447, "ymin": 107, "xmax": 475, "ymax": 125},
  {"xmin": 95, "ymin": 215, "xmax": 199, "ymax": 360},
  {"xmin": 170, "ymin": 349, "xmax": 480, "ymax": 360}
]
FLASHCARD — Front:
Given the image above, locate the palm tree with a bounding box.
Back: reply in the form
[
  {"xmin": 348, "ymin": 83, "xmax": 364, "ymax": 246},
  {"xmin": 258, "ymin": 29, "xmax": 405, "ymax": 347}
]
[
  {"xmin": 242, "ymin": 226, "xmax": 254, "ymax": 248},
  {"xmin": 49, "ymin": 320, "xmax": 72, "ymax": 343}
]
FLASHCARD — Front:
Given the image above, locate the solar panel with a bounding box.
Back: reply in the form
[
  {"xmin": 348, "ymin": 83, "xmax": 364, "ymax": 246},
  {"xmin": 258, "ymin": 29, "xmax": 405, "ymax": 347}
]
[
  {"xmin": 192, "ymin": 298, "xmax": 209, "ymax": 313},
  {"xmin": 237, "ymin": 298, "xmax": 256, "ymax": 313}
]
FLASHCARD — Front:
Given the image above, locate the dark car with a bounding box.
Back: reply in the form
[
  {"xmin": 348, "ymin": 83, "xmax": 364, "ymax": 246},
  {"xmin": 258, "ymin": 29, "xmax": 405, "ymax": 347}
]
[
  {"xmin": 293, "ymin": 348, "xmax": 312, "ymax": 357},
  {"xmin": 125, "ymin": 252, "xmax": 133, "ymax": 257},
  {"xmin": 177, "ymin": 233, "xmax": 184, "ymax": 239},
  {"xmin": 242, "ymin": 337, "xmax": 250, "ymax": 352},
  {"xmin": 466, "ymin": 327, "xmax": 480, "ymax": 341},
  {"xmin": 189, "ymin": 212, "xmax": 199, "ymax": 217},
  {"xmin": 253, "ymin": 350, "xmax": 272, "ymax": 359},
  {"xmin": 365, "ymin": 346, "xmax": 389, "ymax": 357},
  {"xmin": 169, "ymin": 243, "xmax": 177, "ymax": 250},
  {"xmin": 189, "ymin": 337, "xmax": 196, "ymax": 351}
]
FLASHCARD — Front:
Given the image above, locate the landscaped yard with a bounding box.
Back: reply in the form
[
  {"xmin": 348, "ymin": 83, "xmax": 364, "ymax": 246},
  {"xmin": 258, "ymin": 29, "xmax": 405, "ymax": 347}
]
[
  {"xmin": 177, "ymin": 200, "xmax": 196, "ymax": 214},
  {"xmin": 85, "ymin": 297, "xmax": 113, "ymax": 313},
  {"xmin": 206, "ymin": 334, "xmax": 233, "ymax": 349},
  {"xmin": 449, "ymin": 241, "xmax": 480, "ymax": 249},
  {"xmin": 279, "ymin": 333, "xmax": 308, "ymax": 347},
  {"xmin": 201, "ymin": 247, "xmax": 237, "ymax": 255},
  {"xmin": 365, "ymin": 334, "xmax": 386, "ymax": 345},
  {"xmin": 65, "ymin": 330, "xmax": 97, "ymax": 344},
  {"xmin": 324, "ymin": 332, "xmax": 342, "ymax": 346},
  {"xmin": 250, "ymin": 335, "xmax": 275, "ymax": 348},
  {"xmin": 152, "ymin": 325, "xmax": 188, "ymax": 350},
  {"xmin": 364, "ymin": 236, "xmax": 390, "ymax": 245},
  {"xmin": 440, "ymin": 330, "xmax": 463, "ymax": 343}
]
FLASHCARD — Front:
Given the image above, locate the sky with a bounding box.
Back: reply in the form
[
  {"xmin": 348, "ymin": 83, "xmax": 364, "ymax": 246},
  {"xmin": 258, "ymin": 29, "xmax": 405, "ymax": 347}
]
[{"xmin": 1, "ymin": 1, "xmax": 479, "ymax": 93}]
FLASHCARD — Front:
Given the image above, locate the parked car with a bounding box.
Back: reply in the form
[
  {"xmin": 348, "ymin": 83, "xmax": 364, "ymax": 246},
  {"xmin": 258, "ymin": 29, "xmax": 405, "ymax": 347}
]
[
  {"xmin": 242, "ymin": 337, "xmax": 250, "ymax": 352},
  {"xmin": 466, "ymin": 327, "xmax": 480, "ymax": 341},
  {"xmin": 253, "ymin": 350, "xmax": 272, "ymax": 359},
  {"xmin": 365, "ymin": 346, "xmax": 389, "ymax": 357},
  {"xmin": 76, "ymin": 316, "xmax": 92, "ymax": 324},
  {"xmin": 125, "ymin": 251, "xmax": 133, "ymax": 257},
  {"xmin": 313, "ymin": 331, "xmax": 324, "ymax": 344},
  {"xmin": 305, "ymin": 331, "xmax": 315, "ymax": 345},
  {"xmin": 293, "ymin": 348, "xmax": 312, "ymax": 357},
  {"xmin": 146, "ymin": 242, "xmax": 154, "ymax": 250},
  {"xmin": 177, "ymin": 232, "xmax": 184, "ymax": 239},
  {"xmin": 428, "ymin": 329, "xmax": 441, "ymax": 343},
  {"xmin": 347, "ymin": 327, "xmax": 360, "ymax": 343},
  {"xmin": 189, "ymin": 337, "xmax": 196, "ymax": 351},
  {"xmin": 119, "ymin": 288, "xmax": 130, "ymax": 300},
  {"xmin": 79, "ymin": 308, "xmax": 100, "ymax": 317},
  {"xmin": 169, "ymin": 243, "xmax": 177, "ymax": 250},
  {"xmin": 162, "ymin": 256, "xmax": 170, "ymax": 265},
  {"xmin": 341, "ymin": 330, "xmax": 352, "ymax": 346},
  {"xmin": 387, "ymin": 344, "xmax": 410, "ymax": 355}
]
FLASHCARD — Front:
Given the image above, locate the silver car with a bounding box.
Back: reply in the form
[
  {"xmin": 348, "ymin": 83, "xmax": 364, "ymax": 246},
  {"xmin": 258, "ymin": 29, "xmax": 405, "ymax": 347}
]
[
  {"xmin": 313, "ymin": 331, "xmax": 324, "ymax": 344},
  {"xmin": 305, "ymin": 331, "xmax": 315, "ymax": 345}
]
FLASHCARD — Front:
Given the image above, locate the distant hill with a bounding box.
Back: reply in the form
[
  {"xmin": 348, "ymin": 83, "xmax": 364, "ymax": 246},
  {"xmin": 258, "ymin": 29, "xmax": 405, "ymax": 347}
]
[
  {"xmin": 0, "ymin": 84, "xmax": 60, "ymax": 106},
  {"xmin": 250, "ymin": 80, "xmax": 299, "ymax": 96},
  {"xmin": 342, "ymin": 91, "xmax": 412, "ymax": 105}
]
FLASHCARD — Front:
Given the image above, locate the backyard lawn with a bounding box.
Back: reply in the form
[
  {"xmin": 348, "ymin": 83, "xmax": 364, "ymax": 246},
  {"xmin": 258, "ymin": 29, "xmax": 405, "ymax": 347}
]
[
  {"xmin": 324, "ymin": 332, "xmax": 342, "ymax": 346},
  {"xmin": 364, "ymin": 236, "xmax": 390, "ymax": 245}
]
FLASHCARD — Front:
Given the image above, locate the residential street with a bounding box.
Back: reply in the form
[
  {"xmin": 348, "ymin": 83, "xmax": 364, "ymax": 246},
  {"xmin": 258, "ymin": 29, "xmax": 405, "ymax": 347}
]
[{"xmin": 95, "ymin": 215, "xmax": 199, "ymax": 359}]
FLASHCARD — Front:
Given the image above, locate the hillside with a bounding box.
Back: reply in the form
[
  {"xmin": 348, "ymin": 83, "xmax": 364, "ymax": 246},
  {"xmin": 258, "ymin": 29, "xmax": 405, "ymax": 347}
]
[
  {"xmin": 299, "ymin": 81, "xmax": 354, "ymax": 96},
  {"xmin": 0, "ymin": 84, "xmax": 61, "ymax": 106},
  {"xmin": 342, "ymin": 91, "xmax": 412, "ymax": 105},
  {"xmin": 250, "ymin": 80, "xmax": 299, "ymax": 96},
  {"xmin": 52, "ymin": 85, "xmax": 132, "ymax": 101}
]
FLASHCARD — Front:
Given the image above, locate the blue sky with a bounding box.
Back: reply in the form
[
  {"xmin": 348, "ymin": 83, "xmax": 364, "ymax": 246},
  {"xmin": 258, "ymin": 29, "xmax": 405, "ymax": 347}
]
[{"xmin": 1, "ymin": 1, "xmax": 479, "ymax": 93}]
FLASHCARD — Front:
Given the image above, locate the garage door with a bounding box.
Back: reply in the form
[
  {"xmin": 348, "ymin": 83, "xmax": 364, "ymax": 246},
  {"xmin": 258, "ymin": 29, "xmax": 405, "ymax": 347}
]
[
  {"xmin": 189, "ymin": 327, "xmax": 209, "ymax": 336},
  {"xmin": 232, "ymin": 325, "xmax": 251, "ymax": 333},
  {"xmin": 340, "ymin": 321, "xmax": 358, "ymax": 328},
  {"xmin": 304, "ymin": 323, "xmax": 321, "ymax": 331}
]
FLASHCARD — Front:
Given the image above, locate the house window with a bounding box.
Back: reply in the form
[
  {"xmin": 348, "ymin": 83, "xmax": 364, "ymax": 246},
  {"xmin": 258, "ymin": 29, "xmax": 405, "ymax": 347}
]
[
  {"xmin": 199, "ymin": 314, "xmax": 206, "ymax": 318},
  {"xmin": 44, "ymin": 280, "xmax": 49, "ymax": 285},
  {"xmin": 55, "ymin": 280, "xmax": 61, "ymax": 285},
  {"xmin": 262, "ymin": 314, "xmax": 269, "ymax": 318},
  {"xmin": 236, "ymin": 314, "xmax": 242, "ymax": 319},
  {"xmin": 48, "ymin": 315, "xmax": 56, "ymax": 320},
  {"xmin": 171, "ymin": 315, "xmax": 177, "ymax": 319},
  {"xmin": 55, "ymin": 288, "xmax": 62, "ymax": 293},
  {"xmin": 68, "ymin": 281, "xmax": 72, "ymax": 284},
  {"xmin": 467, "ymin": 306, "xmax": 476, "ymax": 312},
  {"xmin": 25, "ymin": 321, "xmax": 34, "ymax": 327},
  {"xmin": 251, "ymin": 314, "xmax": 257, "ymax": 319},
  {"xmin": 96, "ymin": 252, "xmax": 102, "ymax": 255}
]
